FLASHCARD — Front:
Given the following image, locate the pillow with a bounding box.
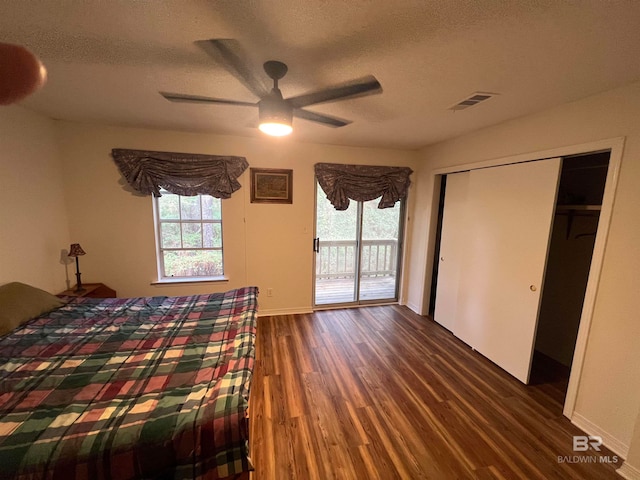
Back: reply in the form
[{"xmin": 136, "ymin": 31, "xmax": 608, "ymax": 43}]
[{"xmin": 0, "ymin": 282, "xmax": 65, "ymax": 336}]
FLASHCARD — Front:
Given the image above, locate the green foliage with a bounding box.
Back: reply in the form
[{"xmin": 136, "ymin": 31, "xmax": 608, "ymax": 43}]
[
  {"xmin": 180, "ymin": 196, "xmax": 201, "ymax": 220},
  {"xmin": 163, "ymin": 250, "xmax": 223, "ymax": 277},
  {"xmin": 315, "ymin": 185, "xmax": 401, "ymax": 240},
  {"xmin": 201, "ymin": 195, "xmax": 221, "ymax": 219},
  {"xmin": 362, "ymin": 200, "xmax": 400, "ymax": 240},
  {"xmin": 316, "ymin": 187, "xmax": 357, "ymax": 240},
  {"xmin": 158, "ymin": 193, "xmax": 221, "ymax": 221}
]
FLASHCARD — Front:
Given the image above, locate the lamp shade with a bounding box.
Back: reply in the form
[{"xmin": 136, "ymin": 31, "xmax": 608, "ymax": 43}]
[{"xmin": 68, "ymin": 243, "xmax": 86, "ymax": 257}]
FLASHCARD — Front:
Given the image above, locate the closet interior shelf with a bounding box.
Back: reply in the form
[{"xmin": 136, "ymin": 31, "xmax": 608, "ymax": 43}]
[
  {"xmin": 556, "ymin": 204, "xmax": 601, "ymax": 212},
  {"xmin": 555, "ymin": 205, "xmax": 601, "ymax": 239}
]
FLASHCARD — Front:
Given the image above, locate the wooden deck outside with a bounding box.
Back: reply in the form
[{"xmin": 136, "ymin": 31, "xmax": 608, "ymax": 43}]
[{"xmin": 314, "ymin": 276, "xmax": 397, "ymax": 305}]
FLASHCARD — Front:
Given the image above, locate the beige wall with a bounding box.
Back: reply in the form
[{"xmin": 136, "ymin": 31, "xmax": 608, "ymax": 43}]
[
  {"xmin": 0, "ymin": 106, "xmax": 70, "ymax": 293},
  {"xmin": 56, "ymin": 122, "xmax": 419, "ymax": 314},
  {"xmin": 406, "ymin": 81, "xmax": 640, "ymax": 454}
]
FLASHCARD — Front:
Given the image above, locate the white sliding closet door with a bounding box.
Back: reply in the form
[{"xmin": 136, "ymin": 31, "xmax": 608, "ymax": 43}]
[
  {"xmin": 455, "ymin": 158, "xmax": 561, "ymax": 384},
  {"xmin": 434, "ymin": 171, "xmax": 469, "ymax": 331}
]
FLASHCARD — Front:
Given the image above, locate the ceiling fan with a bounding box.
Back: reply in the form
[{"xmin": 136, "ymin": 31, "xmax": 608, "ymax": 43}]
[{"xmin": 160, "ymin": 39, "xmax": 383, "ymax": 136}]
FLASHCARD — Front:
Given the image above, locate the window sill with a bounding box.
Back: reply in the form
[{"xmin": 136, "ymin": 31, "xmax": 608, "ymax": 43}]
[{"xmin": 151, "ymin": 276, "xmax": 229, "ymax": 286}]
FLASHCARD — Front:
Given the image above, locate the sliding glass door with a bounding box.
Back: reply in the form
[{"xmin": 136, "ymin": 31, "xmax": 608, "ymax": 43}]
[{"xmin": 314, "ymin": 183, "xmax": 403, "ymax": 306}]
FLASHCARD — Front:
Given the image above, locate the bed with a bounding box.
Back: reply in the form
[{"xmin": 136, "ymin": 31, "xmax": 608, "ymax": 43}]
[{"xmin": 0, "ymin": 284, "xmax": 258, "ymax": 480}]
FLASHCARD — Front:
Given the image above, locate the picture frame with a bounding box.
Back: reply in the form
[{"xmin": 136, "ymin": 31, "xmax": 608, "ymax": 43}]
[{"xmin": 250, "ymin": 168, "xmax": 293, "ymax": 204}]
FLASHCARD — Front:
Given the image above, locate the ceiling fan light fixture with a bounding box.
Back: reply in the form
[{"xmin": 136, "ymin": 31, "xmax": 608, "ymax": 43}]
[
  {"xmin": 259, "ymin": 121, "xmax": 293, "ymax": 136},
  {"xmin": 258, "ymin": 93, "xmax": 293, "ymax": 137}
]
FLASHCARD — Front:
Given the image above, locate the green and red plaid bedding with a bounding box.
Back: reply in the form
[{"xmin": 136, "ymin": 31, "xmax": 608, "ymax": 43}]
[{"xmin": 0, "ymin": 287, "xmax": 258, "ymax": 480}]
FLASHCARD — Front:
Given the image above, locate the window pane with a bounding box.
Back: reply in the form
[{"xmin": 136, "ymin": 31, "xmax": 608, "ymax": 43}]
[
  {"xmin": 316, "ymin": 184, "xmax": 357, "ymax": 240},
  {"xmin": 180, "ymin": 196, "xmax": 201, "ymax": 220},
  {"xmin": 161, "ymin": 223, "xmax": 181, "ymax": 248},
  {"xmin": 362, "ymin": 199, "xmax": 400, "ymax": 239},
  {"xmin": 155, "ymin": 193, "xmax": 224, "ymax": 280},
  {"xmin": 182, "ymin": 223, "xmax": 202, "ymax": 248},
  {"xmin": 158, "ymin": 194, "xmax": 180, "ymax": 219},
  {"xmin": 203, "ymin": 223, "xmax": 222, "ymax": 248},
  {"xmin": 163, "ymin": 250, "xmax": 223, "ymax": 277},
  {"xmin": 201, "ymin": 196, "xmax": 221, "ymax": 220}
]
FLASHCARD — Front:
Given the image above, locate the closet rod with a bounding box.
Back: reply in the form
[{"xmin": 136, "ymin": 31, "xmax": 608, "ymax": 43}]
[{"xmin": 562, "ymin": 164, "xmax": 608, "ymax": 172}]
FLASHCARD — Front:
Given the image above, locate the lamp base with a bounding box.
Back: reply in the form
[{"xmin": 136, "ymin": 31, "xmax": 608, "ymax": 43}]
[{"xmin": 74, "ymin": 268, "xmax": 84, "ymax": 293}]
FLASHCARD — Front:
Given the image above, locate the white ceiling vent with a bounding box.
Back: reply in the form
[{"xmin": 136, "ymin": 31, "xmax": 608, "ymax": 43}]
[{"xmin": 449, "ymin": 92, "xmax": 499, "ymax": 111}]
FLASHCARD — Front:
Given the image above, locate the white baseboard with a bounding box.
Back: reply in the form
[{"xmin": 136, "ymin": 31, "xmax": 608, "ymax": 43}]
[
  {"xmin": 618, "ymin": 462, "xmax": 640, "ymax": 480},
  {"xmin": 257, "ymin": 307, "xmax": 313, "ymax": 317},
  {"xmin": 405, "ymin": 301, "xmax": 422, "ymax": 315},
  {"xmin": 572, "ymin": 412, "xmax": 629, "ymax": 458}
]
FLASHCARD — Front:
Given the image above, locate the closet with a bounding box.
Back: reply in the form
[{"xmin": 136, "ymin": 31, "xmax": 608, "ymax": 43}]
[{"xmin": 432, "ymin": 151, "xmax": 609, "ymax": 388}]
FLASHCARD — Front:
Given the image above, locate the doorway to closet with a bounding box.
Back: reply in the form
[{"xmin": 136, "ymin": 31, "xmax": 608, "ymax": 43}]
[
  {"xmin": 430, "ymin": 150, "xmax": 610, "ymax": 401},
  {"xmin": 529, "ymin": 152, "xmax": 609, "ymax": 398}
]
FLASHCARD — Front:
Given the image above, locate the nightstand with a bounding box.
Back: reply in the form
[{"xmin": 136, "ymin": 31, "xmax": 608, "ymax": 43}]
[{"xmin": 58, "ymin": 283, "xmax": 117, "ymax": 298}]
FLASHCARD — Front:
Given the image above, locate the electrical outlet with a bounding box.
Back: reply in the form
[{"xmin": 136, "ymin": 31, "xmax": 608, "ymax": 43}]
[{"xmin": 267, "ymin": 288, "xmax": 273, "ymax": 297}]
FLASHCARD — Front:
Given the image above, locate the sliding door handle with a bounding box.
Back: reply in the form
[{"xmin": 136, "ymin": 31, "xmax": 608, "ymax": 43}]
[{"xmin": 313, "ymin": 237, "xmax": 320, "ymax": 253}]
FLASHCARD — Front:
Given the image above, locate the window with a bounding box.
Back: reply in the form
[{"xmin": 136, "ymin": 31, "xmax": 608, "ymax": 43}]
[{"xmin": 153, "ymin": 190, "xmax": 224, "ymax": 280}]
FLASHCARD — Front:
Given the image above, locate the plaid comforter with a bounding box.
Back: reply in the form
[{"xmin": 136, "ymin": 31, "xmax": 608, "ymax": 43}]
[{"xmin": 0, "ymin": 287, "xmax": 258, "ymax": 480}]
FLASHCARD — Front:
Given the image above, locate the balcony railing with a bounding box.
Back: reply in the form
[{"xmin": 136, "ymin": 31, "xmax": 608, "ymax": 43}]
[{"xmin": 315, "ymin": 239, "xmax": 398, "ymax": 280}]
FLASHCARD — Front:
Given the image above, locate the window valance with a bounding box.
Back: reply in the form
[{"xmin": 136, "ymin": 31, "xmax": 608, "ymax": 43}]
[
  {"xmin": 111, "ymin": 148, "xmax": 249, "ymax": 198},
  {"xmin": 314, "ymin": 163, "xmax": 413, "ymax": 210}
]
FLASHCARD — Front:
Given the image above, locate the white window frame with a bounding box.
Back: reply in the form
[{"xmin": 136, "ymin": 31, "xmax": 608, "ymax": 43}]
[{"xmin": 152, "ymin": 190, "xmax": 225, "ymax": 283}]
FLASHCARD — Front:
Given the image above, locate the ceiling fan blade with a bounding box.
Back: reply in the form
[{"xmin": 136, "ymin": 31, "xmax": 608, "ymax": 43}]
[
  {"xmin": 195, "ymin": 39, "xmax": 268, "ymax": 99},
  {"xmin": 287, "ymin": 75, "xmax": 382, "ymax": 109},
  {"xmin": 293, "ymin": 108, "xmax": 352, "ymax": 128},
  {"xmin": 160, "ymin": 92, "xmax": 257, "ymax": 107}
]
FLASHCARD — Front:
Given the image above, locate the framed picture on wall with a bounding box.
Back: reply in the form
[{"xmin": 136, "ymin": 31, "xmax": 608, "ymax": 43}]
[{"xmin": 250, "ymin": 168, "xmax": 293, "ymax": 204}]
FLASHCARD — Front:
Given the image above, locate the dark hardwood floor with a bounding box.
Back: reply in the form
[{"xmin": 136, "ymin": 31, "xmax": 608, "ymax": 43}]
[{"xmin": 250, "ymin": 306, "xmax": 621, "ymax": 479}]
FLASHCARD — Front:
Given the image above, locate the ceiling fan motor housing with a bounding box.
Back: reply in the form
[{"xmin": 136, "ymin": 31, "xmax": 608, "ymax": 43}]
[{"xmin": 259, "ymin": 89, "xmax": 293, "ymax": 125}]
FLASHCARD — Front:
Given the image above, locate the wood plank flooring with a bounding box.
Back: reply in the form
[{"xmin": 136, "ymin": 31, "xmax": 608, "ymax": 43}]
[{"xmin": 249, "ymin": 306, "xmax": 622, "ymax": 479}]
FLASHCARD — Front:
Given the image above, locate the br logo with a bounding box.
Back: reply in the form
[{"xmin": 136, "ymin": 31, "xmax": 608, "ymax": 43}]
[{"xmin": 573, "ymin": 435, "xmax": 602, "ymax": 452}]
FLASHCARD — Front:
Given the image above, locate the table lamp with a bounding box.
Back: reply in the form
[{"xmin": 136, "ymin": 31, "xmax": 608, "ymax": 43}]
[{"xmin": 68, "ymin": 243, "xmax": 86, "ymax": 292}]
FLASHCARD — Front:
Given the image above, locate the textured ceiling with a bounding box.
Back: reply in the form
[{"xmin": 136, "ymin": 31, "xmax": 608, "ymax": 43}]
[{"xmin": 2, "ymin": 0, "xmax": 640, "ymax": 150}]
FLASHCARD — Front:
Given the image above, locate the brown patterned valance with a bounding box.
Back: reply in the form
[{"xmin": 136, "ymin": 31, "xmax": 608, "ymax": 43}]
[
  {"xmin": 315, "ymin": 163, "xmax": 413, "ymax": 210},
  {"xmin": 111, "ymin": 149, "xmax": 249, "ymax": 198}
]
